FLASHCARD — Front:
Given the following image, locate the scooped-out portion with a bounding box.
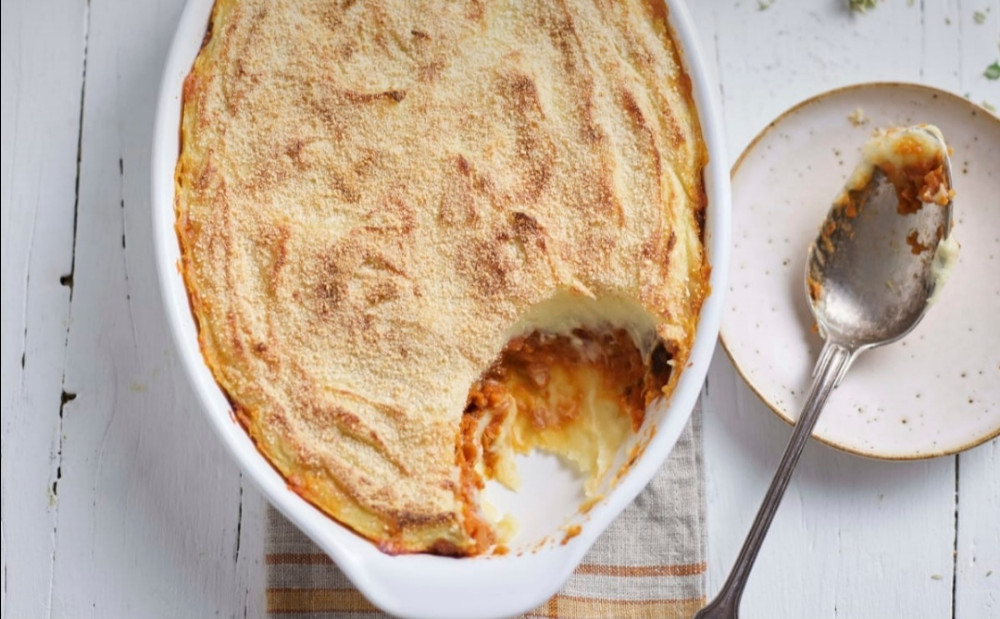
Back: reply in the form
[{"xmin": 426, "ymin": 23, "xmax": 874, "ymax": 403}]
[
  {"xmin": 457, "ymin": 326, "xmax": 673, "ymax": 551},
  {"xmin": 464, "ymin": 329, "xmax": 671, "ymax": 490},
  {"xmin": 451, "ymin": 293, "xmax": 681, "ymax": 555}
]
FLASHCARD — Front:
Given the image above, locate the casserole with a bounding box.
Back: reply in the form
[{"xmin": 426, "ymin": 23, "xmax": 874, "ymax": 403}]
[{"xmin": 153, "ymin": 0, "xmax": 729, "ymax": 616}]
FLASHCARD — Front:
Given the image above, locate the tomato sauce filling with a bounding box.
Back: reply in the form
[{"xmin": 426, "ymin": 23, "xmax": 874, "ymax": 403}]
[{"xmin": 455, "ymin": 328, "xmax": 672, "ymax": 552}]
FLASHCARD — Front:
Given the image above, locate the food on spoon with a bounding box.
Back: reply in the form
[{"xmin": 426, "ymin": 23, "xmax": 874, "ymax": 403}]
[
  {"xmin": 175, "ymin": 0, "xmax": 708, "ymax": 556},
  {"xmin": 927, "ymin": 235, "xmax": 959, "ymax": 305},
  {"xmin": 820, "ymin": 125, "xmax": 954, "ymax": 256},
  {"xmin": 812, "ymin": 124, "xmax": 956, "ymax": 306},
  {"xmin": 838, "ymin": 125, "xmax": 954, "ymax": 216}
]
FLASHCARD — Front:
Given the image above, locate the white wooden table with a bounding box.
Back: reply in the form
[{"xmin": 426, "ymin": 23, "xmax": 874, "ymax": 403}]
[{"xmin": 2, "ymin": 1, "xmax": 998, "ymax": 617}]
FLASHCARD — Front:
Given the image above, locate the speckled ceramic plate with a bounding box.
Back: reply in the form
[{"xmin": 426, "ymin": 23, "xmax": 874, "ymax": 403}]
[{"xmin": 723, "ymin": 82, "xmax": 1000, "ymax": 460}]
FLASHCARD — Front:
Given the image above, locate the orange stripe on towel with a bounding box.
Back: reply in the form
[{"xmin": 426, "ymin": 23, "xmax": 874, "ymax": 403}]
[
  {"xmin": 574, "ymin": 561, "xmax": 706, "ymax": 577},
  {"xmin": 267, "ymin": 588, "xmax": 379, "ymax": 614},
  {"xmin": 266, "ymin": 553, "xmax": 334, "ymax": 565},
  {"xmin": 527, "ymin": 594, "xmax": 706, "ymax": 619}
]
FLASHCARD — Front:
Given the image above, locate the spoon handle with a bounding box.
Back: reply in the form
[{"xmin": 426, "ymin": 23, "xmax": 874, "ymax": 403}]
[{"xmin": 698, "ymin": 341, "xmax": 855, "ymax": 618}]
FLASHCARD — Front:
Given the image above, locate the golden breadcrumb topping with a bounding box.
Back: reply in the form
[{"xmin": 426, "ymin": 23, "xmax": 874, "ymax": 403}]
[{"xmin": 176, "ymin": 0, "xmax": 708, "ymax": 555}]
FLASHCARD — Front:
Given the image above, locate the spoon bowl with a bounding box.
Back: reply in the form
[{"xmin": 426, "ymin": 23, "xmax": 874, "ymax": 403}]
[{"xmin": 808, "ymin": 126, "xmax": 955, "ymax": 351}]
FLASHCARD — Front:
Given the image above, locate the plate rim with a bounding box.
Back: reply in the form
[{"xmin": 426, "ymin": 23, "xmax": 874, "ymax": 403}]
[{"xmin": 721, "ymin": 80, "xmax": 1000, "ymax": 461}]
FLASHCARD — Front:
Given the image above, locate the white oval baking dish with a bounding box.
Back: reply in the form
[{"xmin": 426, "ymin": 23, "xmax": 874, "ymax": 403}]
[{"xmin": 152, "ymin": 2, "xmax": 730, "ymax": 617}]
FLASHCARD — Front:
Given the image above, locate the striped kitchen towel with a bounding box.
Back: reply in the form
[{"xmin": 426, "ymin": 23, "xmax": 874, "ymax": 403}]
[{"xmin": 266, "ymin": 405, "xmax": 706, "ymax": 618}]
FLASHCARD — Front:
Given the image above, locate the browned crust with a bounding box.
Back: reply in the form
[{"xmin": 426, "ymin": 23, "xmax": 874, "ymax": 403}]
[{"xmin": 175, "ymin": 0, "xmax": 708, "ymax": 555}]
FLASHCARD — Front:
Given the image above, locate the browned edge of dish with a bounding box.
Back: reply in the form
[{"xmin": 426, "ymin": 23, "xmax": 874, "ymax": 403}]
[{"xmin": 721, "ymin": 80, "xmax": 1000, "ymax": 461}]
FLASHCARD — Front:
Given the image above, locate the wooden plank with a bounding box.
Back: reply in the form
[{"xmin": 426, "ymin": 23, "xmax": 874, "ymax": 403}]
[
  {"xmin": 702, "ymin": 358, "xmax": 958, "ymax": 618},
  {"xmin": 238, "ymin": 486, "xmax": 267, "ymax": 618},
  {"xmin": 46, "ymin": 0, "xmax": 260, "ymax": 616},
  {"xmin": 925, "ymin": 0, "xmax": 1000, "ymax": 110},
  {"xmin": 1, "ymin": 519, "xmax": 5, "ymax": 618},
  {"xmin": 0, "ymin": 0, "xmax": 88, "ymax": 617},
  {"xmin": 921, "ymin": 4, "xmax": 999, "ymax": 618},
  {"xmin": 698, "ymin": 0, "xmax": 925, "ymax": 155},
  {"xmin": 691, "ymin": 1, "xmax": 960, "ymax": 617},
  {"xmin": 956, "ymin": 441, "xmax": 1000, "ymax": 618}
]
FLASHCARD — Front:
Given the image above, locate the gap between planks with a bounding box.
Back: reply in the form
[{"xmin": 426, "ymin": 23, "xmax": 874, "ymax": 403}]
[{"xmin": 46, "ymin": 2, "xmax": 91, "ymax": 617}]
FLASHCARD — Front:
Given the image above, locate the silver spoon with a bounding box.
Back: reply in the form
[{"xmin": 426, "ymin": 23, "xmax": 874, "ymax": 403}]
[{"xmin": 695, "ymin": 127, "xmax": 954, "ymax": 619}]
